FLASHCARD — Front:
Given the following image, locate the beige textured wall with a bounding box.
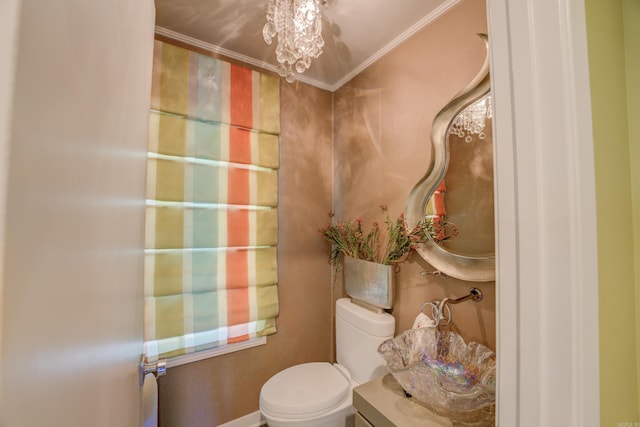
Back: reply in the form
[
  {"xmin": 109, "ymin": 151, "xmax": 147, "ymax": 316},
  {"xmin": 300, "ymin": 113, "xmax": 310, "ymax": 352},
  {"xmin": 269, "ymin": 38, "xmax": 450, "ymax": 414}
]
[
  {"xmin": 158, "ymin": 1, "xmax": 494, "ymax": 424},
  {"xmin": 157, "ymin": 75, "xmax": 335, "ymax": 426},
  {"xmin": 333, "ymin": 0, "xmax": 495, "ymax": 348}
]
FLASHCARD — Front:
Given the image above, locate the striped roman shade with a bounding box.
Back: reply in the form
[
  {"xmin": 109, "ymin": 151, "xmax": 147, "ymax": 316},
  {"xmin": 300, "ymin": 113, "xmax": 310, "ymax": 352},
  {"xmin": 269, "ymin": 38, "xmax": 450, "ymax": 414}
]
[{"xmin": 144, "ymin": 40, "xmax": 280, "ymax": 359}]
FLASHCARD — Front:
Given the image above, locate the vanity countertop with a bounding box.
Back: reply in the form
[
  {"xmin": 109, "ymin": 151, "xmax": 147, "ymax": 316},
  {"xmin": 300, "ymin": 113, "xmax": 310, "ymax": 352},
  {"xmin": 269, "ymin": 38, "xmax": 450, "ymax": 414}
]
[{"xmin": 353, "ymin": 373, "xmax": 453, "ymax": 427}]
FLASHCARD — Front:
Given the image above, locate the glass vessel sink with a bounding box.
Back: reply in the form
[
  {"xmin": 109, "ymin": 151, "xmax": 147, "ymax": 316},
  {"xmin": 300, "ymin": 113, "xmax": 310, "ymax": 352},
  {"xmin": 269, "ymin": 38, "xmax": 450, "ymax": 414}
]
[{"xmin": 378, "ymin": 328, "xmax": 495, "ymax": 424}]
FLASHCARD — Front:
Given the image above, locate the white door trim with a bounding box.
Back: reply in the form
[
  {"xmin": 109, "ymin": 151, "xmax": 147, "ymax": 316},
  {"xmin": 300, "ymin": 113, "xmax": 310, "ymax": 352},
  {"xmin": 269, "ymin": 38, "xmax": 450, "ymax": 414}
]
[{"xmin": 487, "ymin": 0, "xmax": 600, "ymax": 425}]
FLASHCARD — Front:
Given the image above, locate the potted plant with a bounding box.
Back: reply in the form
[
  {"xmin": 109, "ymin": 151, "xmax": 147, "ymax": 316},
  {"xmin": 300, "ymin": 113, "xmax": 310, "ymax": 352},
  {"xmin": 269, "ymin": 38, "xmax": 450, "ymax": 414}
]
[
  {"xmin": 319, "ymin": 206, "xmax": 458, "ymax": 268},
  {"xmin": 319, "ymin": 206, "xmax": 457, "ymax": 309}
]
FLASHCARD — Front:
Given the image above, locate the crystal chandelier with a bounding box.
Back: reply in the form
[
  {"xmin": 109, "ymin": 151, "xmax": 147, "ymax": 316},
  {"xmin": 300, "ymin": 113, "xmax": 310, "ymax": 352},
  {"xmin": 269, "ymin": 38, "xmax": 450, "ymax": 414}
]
[
  {"xmin": 448, "ymin": 92, "xmax": 493, "ymax": 142},
  {"xmin": 263, "ymin": 0, "xmax": 325, "ymax": 83}
]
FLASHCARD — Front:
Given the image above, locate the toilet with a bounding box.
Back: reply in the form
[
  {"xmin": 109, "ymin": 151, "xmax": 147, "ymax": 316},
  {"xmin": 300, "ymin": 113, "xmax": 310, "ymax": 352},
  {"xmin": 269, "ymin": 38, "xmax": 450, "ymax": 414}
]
[{"xmin": 259, "ymin": 298, "xmax": 395, "ymax": 427}]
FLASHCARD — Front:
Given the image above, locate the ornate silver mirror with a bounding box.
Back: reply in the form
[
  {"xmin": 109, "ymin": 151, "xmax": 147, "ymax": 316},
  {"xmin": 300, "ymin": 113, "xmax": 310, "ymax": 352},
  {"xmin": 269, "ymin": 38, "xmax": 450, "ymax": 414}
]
[{"xmin": 405, "ymin": 34, "xmax": 495, "ymax": 282}]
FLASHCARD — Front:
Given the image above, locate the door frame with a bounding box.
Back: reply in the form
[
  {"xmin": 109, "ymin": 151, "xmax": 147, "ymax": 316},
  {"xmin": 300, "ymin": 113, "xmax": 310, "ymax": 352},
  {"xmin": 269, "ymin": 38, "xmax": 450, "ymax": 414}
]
[{"xmin": 488, "ymin": 0, "xmax": 600, "ymax": 425}]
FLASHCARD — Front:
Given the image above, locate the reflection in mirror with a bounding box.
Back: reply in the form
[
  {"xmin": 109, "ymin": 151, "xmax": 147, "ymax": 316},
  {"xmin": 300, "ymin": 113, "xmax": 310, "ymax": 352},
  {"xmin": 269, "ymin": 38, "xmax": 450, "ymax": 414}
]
[
  {"xmin": 438, "ymin": 97, "xmax": 494, "ymax": 258},
  {"xmin": 406, "ymin": 34, "xmax": 495, "ymax": 282}
]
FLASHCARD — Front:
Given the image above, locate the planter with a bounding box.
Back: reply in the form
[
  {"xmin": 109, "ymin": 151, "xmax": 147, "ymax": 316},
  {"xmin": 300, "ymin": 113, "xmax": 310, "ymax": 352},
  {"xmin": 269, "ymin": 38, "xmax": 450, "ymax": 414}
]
[{"xmin": 343, "ymin": 256, "xmax": 395, "ymax": 310}]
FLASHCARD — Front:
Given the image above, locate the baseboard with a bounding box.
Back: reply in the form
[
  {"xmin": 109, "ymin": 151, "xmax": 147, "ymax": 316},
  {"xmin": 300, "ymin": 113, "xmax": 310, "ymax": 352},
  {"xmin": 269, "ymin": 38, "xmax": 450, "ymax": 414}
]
[{"xmin": 217, "ymin": 410, "xmax": 265, "ymax": 427}]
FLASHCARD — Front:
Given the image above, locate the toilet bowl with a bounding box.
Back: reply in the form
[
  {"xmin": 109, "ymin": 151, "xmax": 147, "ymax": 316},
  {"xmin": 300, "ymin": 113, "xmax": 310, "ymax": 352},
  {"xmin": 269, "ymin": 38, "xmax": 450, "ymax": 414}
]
[
  {"xmin": 260, "ymin": 362, "xmax": 354, "ymax": 427},
  {"xmin": 259, "ymin": 298, "xmax": 395, "ymax": 427}
]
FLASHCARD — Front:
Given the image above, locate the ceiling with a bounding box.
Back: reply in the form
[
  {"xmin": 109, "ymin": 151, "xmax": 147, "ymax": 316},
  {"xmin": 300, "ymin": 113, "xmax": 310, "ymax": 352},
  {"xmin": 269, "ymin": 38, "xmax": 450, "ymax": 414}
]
[{"xmin": 154, "ymin": 0, "xmax": 455, "ymax": 91}]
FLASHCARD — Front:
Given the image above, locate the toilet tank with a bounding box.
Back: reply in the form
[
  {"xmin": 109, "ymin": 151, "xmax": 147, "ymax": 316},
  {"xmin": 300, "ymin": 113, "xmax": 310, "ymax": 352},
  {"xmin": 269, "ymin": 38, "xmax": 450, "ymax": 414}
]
[{"xmin": 335, "ymin": 298, "xmax": 395, "ymax": 384}]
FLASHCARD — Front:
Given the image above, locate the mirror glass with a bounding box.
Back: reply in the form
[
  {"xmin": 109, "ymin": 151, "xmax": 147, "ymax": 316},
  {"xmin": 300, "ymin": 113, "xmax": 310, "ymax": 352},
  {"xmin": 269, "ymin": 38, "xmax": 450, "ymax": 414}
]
[
  {"xmin": 438, "ymin": 95, "xmax": 494, "ymax": 258},
  {"xmin": 405, "ymin": 34, "xmax": 495, "ymax": 282}
]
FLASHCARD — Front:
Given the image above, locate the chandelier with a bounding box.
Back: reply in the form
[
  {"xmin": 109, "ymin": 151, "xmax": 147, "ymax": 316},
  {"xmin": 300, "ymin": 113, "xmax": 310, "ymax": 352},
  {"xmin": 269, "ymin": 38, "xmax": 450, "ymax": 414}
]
[
  {"xmin": 448, "ymin": 92, "xmax": 493, "ymax": 142},
  {"xmin": 263, "ymin": 0, "xmax": 325, "ymax": 83}
]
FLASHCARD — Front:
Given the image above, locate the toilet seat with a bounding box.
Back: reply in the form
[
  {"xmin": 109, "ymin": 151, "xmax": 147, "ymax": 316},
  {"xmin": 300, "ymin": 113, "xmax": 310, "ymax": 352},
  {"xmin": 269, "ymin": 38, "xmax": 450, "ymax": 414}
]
[{"xmin": 259, "ymin": 362, "xmax": 351, "ymax": 420}]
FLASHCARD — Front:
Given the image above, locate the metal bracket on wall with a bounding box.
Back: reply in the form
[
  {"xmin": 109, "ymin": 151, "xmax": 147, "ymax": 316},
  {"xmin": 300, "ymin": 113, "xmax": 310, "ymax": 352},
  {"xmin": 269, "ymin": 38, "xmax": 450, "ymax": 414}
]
[
  {"xmin": 421, "ymin": 270, "xmax": 449, "ymax": 278},
  {"xmin": 139, "ymin": 355, "xmax": 167, "ymax": 386}
]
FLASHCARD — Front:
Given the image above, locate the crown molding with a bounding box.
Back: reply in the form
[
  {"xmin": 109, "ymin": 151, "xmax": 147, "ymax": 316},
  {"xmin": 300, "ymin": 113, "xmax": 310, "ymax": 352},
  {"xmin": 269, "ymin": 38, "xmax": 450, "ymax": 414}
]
[
  {"xmin": 156, "ymin": 0, "xmax": 459, "ymax": 92},
  {"xmin": 332, "ymin": 0, "xmax": 461, "ymax": 90},
  {"xmin": 154, "ymin": 26, "xmax": 334, "ymax": 92}
]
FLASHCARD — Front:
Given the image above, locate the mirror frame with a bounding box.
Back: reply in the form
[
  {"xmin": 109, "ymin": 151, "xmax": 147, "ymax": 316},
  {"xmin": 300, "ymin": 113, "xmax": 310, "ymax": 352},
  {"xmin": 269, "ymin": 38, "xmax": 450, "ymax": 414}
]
[{"xmin": 405, "ymin": 34, "xmax": 495, "ymax": 282}]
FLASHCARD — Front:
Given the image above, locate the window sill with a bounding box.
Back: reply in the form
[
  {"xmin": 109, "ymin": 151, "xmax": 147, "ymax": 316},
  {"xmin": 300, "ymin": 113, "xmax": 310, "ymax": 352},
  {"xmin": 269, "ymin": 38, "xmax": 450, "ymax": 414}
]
[{"xmin": 166, "ymin": 336, "xmax": 267, "ymax": 369}]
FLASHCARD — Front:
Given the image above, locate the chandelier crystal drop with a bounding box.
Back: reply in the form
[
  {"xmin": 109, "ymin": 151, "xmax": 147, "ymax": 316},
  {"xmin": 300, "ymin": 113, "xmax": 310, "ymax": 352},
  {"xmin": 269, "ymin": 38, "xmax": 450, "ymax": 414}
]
[
  {"xmin": 263, "ymin": 0, "xmax": 325, "ymax": 83},
  {"xmin": 448, "ymin": 92, "xmax": 493, "ymax": 142}
]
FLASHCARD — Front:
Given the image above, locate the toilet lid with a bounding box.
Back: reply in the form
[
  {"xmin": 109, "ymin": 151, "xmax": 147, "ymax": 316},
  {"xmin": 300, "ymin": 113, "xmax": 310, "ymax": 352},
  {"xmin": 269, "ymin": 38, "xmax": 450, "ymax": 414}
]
[{"xmin": 260, "ymin": 362, "xmax": 350, "ymax": 418}]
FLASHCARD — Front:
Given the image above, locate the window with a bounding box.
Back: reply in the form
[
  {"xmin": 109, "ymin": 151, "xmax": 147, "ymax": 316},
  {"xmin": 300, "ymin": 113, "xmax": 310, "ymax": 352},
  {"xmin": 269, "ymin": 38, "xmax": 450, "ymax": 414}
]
[{"xmin": 144, "ymin": 40, "xmax": 280, "ymax": 360}]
